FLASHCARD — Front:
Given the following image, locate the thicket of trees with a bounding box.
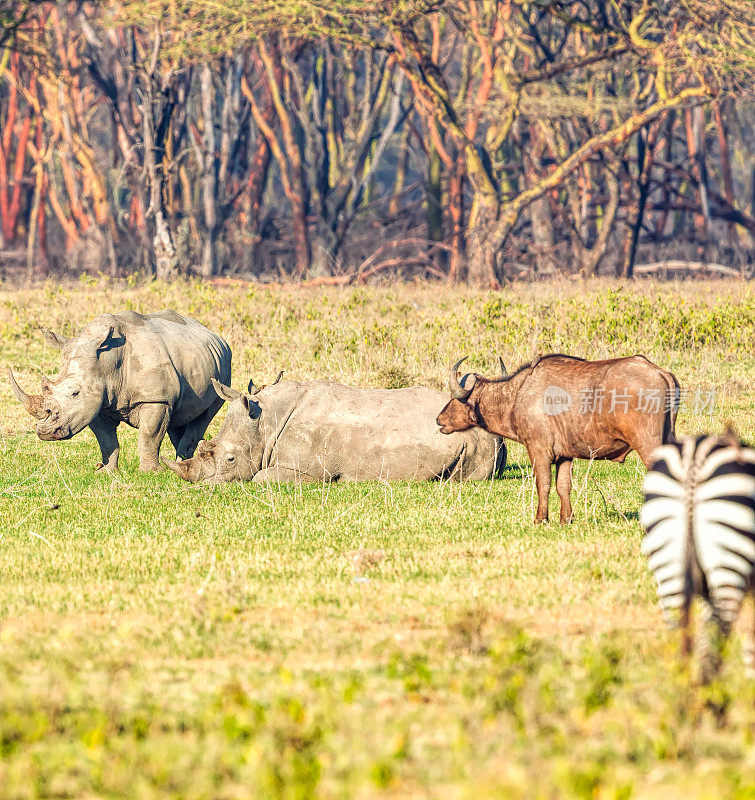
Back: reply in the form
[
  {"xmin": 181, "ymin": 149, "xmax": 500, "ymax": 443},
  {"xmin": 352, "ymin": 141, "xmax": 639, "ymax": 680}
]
[{"xmin": 0, "ymin": 0, "xmax": 753, "ymax": 285}]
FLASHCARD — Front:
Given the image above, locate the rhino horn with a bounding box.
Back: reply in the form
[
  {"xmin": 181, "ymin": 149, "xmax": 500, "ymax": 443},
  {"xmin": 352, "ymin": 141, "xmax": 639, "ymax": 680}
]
[
  {"xmin": 8, "ymin": 368, "xmax": 45, "ymax": 418},
  {"xmin": 499, "ymin": 357, "xmax": 508, "ymax": 379},
  {"xmin": 161, "ymin": 458, "xmax": 191, "ymax": 481},
  {"xmin": 449, "ymin": 357, "xmax": 474, "ymax": 401},
  {"xmin": 212, "ymin": 378, "xmax": 242, "ymax": 402}
]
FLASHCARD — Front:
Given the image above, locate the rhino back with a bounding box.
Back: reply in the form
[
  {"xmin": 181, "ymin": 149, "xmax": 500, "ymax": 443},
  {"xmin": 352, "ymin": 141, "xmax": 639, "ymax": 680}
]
[
  {"xmin": 94, "ymin": 311, "xmax": 231, "ymax": 418},
  {"xmin": 262, "ymin": 381, "xmax": 499, "ymax": 481}
]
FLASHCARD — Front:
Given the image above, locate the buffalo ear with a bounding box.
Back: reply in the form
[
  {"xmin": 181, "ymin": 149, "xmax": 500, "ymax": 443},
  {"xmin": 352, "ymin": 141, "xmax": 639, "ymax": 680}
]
[
  {"xmin": 469, "ymin": 406, "xmax": 480, "ymax": 426},
  {"xmin": 41, "ymin": 328, "xmax": 69, "ymax": 349},
  {"xmin": 211, "ymin": 378, "xmax": 242, "ymax": 402}
]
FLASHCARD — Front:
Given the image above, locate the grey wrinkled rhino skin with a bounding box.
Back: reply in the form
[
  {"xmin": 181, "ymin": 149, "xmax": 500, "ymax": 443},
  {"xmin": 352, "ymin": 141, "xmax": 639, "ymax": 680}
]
[
  {"xmin": 164, "ymin": 378, "xmax": 506, "ymax": 484},
  {"xmin": 9, "ymin": 310, "xmax": 232, "ymax": 472}
]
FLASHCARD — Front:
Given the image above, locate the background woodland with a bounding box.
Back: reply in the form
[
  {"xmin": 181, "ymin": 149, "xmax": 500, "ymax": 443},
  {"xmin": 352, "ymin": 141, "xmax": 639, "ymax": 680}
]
[{"xmin": 0, "ymin": 0, "xmax": 753, "ymax": 285}]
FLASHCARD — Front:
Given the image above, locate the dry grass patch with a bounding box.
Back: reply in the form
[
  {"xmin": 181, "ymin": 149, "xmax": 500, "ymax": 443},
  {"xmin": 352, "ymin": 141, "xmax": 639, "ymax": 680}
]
[{"xmin": 0, "ymin": 279, "xmax": 753, "ymax": 799}]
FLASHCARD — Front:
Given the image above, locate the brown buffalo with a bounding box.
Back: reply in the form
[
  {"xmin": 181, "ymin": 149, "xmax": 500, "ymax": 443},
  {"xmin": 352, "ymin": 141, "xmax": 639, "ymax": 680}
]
[{"xmin": 437, "ymin": 354, "xmax": 680, "ymax": 523}]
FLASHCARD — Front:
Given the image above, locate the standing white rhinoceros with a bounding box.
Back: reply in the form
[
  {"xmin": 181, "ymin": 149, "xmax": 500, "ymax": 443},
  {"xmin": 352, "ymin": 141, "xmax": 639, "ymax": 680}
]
[
  {"xmin": 163, "ymin": 375, "xmax": 506, "ymax": 484},
  {"xmin": 9, "ymin": 310, "xmax": 232, "ymax": 472}
]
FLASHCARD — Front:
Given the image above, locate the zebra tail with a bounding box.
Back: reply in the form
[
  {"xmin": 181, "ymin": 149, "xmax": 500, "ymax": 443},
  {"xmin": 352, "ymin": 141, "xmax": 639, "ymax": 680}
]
[
  {"xmin": 680, "ymin": 554, "xmax": 694, "ymax": 657},
  {"xmin": 680, "ymin": 445, "xmax": 696, "ymax": 658}
]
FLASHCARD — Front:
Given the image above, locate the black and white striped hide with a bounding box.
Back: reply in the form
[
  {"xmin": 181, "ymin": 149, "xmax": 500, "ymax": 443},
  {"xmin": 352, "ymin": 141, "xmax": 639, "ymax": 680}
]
[{"xmin": 640, "ymin": 434, "xmax": 755, "ymax": 649}]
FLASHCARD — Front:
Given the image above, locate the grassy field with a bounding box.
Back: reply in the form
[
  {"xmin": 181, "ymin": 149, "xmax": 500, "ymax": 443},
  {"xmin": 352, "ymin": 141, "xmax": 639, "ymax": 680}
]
[{"xmin": 0, "ymin": 278, "xmax": 753, "ymax": 800}]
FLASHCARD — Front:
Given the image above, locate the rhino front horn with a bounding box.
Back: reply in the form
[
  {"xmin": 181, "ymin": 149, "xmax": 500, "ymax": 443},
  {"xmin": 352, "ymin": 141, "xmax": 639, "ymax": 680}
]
[
  {"xmin": 8, "ymin": 368, "xmax": 45, "ymax": 418},
  {"xmin": 162, "ymin": 458, "xmax": 185, "ymax": 474},
  {"xmin": 161, "ymin": 458, "xmax": 191, "ymax": 480}
]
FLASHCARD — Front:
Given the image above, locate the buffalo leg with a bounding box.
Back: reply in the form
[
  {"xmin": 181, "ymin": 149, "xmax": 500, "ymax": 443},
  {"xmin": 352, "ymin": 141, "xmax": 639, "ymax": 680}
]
[
  {"xmin": 176, "ymin": 398, "xmax": 224, "ymax": 460},
  {"xmin": 635, "ymin": 439, "xmax": 660, "ymax": 470},
  {"xmin": 530, "ymin": 451, "xmax": 553, "ymax": 524},
  {"xmin": 136, "ymin": 403, "xmax": 170, "ymax": 472},
  {"xmin": 89, "ymin": 416, "xmax": 120, "ymax": 472},
  {"xmin": 555, "ymin": 458, "xmax": 573, "ymax": 523}
]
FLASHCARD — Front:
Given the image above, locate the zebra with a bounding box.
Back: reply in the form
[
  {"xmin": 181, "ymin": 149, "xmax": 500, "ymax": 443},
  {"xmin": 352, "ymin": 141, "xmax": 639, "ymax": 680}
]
[{"xmin": 640, "ymin": 433, "xmax": 755, "ymax": 680}]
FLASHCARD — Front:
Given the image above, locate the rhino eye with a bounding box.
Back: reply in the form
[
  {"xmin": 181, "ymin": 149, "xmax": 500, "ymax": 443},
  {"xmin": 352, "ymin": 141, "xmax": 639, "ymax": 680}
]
[
  {"xmin": 226, "ymin": 454, "xmax": 235, "ymax": 463},
  {"xmin": 71, "ymin": 390, "xmax": 80, "ymax": 397}
]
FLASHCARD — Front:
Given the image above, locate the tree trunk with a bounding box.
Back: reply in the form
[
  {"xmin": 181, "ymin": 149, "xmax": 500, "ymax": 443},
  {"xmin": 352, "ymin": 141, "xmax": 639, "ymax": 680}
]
[
  {"xmin": 683, "ymin": 107, "xmax": 709, "ymax": 239},
  {"xmin": 309, "ymin": 221, "xmax": 339, "ymax": 278},
  {"xmin": 200, "ymin": 63, "xmax": 217, "ymax": 278},
  {"xmin": 425, "ymin": 146, "xmax": 443, "ymax": 243},
  {"xmin": 623, "ymin": 126, "xmax": 656, "ymax": 278},
  {"xmin": 447, "ymin": 158, "xmax": 465, "ymax": 282},
  {"xmin": 465, "ymin": 197, "xmax": 501, "ymax": 287},
  {"xmin": 713, "ymin": 102, "xmax": 738, "ymax": 246},
  {"xmin": 142, "ymin": 37, "xmax": 178, "ymax": 280}
]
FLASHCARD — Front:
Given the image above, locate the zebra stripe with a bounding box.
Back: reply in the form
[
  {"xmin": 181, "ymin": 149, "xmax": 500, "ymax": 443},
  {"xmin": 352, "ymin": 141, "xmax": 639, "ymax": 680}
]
[{"xmin": 640, "ymin": 435, "xmax": 755, "ymax": 633}]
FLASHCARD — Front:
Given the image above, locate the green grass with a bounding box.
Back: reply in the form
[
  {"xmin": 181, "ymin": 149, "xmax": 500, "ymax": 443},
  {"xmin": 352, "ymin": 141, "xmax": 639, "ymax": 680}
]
[{"xmin": 0, "ymin": 279, "xmax": 753, "ymax": 799}]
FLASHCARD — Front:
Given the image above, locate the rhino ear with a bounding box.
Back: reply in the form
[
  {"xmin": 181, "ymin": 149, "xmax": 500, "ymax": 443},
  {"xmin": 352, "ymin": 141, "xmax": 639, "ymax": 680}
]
[
  {"xmin": 41, "ymin": 328, "xmax": 69, "ymax": 349},
  {"xmin": 212, "ymin": 378, "xmax": 242, "ymax": 402},
  {"xmin": 243, "ymin": 395, "xmax": 262, "ymax": 420},
  {"xmin": 96, "ymin": 325, "xmax": 123, "ymax": 353}
]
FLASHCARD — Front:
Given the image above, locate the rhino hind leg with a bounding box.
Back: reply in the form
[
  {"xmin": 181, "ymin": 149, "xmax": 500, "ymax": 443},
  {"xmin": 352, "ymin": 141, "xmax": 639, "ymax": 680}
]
[
  {"xmin": 89, "ymin": 415, "xmax": 120, "ymax": 472},
  {"xmin": 136, "ymin": 403, "xmax": 170, "ymax": 472},
  {"xmin": 176, "ymin": 397, "xmax": 224, "ymax": 460}
]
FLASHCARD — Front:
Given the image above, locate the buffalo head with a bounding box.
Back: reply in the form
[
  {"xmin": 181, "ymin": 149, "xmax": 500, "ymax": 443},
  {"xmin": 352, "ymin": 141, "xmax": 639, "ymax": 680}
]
[{"xmin": 436, "ymin": 356, "xmax": 506, "ymax": 434}]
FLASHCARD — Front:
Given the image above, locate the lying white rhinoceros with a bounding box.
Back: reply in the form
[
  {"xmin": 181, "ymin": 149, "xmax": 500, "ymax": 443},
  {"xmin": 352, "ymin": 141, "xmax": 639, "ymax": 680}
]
[
  {"xmin": 163, "ymin": 376, "xmax": 506, "ymax": 484},
  {"xmin": 9, "ymin": 310, "xmax": 232, "ymax": 472}
]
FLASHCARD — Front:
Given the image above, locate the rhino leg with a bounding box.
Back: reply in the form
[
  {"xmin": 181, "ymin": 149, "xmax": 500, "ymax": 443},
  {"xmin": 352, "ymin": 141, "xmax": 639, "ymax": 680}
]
[
  {"xmin": 176, "ymin": 397, "xmax": 224, "ymax": 460},
  {"xmin": 89, "ymin": 415, "xmax": 120, "ymax": 472},
  {"xmin": 136, "ymin": 403, "xmax": 170, "ymax": 472},
  {"xmin": 167, "ymin": 424, "xmax": 187, "ymax": 457}
]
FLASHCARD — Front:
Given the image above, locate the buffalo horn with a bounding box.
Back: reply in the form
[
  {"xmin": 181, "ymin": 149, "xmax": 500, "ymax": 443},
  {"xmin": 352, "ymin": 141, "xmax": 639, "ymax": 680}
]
[{"xmin": 449, "ymin": 357, "xmax": 474, "ymax": 401}]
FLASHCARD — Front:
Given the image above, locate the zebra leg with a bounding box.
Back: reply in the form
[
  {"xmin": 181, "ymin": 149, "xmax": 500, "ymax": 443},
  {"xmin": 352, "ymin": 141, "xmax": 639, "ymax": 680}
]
[
  {"xmin": 742, "ymin": 585, "xmax": 754, "ymax": 677},
  {"xmin": 696, "ymin": 603, "xmax": 724, "ymax": 684}
]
